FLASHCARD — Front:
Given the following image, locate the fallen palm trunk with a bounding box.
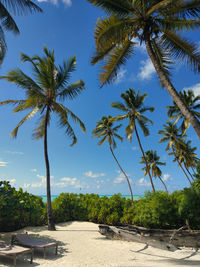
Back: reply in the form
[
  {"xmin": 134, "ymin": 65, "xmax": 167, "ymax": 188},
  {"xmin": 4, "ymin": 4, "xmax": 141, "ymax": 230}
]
[{"xmin": 99, "ymin": 225, "xmax": 200, "ymax": 251}]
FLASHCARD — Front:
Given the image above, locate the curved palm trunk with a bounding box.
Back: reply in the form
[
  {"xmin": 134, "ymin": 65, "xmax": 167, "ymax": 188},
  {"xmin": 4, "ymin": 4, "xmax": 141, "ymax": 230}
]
[
  {"xmin": 145, "ymin": 38, "xmax": 200, "ymax": 139},
  {"xmin": 134, "ymin": 124, "xmax": 155, "ymax": 191},
  {"xmin": 109, "ymin": 144, "xmax": 134, "ymax": 202},
  {"xmin": 158, "ymin": 176, "xmax": 168, "ymax": 193},
  {"xmin": 172, "ymin": 147, "xmax": 192, "ymax": 186},
  {"xmin": 44, "ymin": 106, "xmax": 55, "ymax": 230},
  {"xmin": 184, "ymin": 164, "xmax": 194, "ymax": 182}
]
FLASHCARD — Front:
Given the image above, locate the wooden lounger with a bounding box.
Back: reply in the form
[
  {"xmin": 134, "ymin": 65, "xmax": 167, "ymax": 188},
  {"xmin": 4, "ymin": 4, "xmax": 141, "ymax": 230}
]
[
  {"xmin": 12, "ymin": 233, "xmax": 58, "ymax": 259},
  {"xmin": 0, "ymin": 241, "xmax": 33, "ymax": 266}
]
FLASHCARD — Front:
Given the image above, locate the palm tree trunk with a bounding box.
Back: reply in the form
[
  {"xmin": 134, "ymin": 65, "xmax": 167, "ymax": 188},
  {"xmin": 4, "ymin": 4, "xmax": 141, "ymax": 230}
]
[
  {"xmin": 184, "ymin": 164, "xmax": 194, "ymax": 182},
  {"xmin": 109, "ymin": 144, "xmax": 134, "ymax": 202},
  {"xmin": 158, "ymin": 176, "xmax": 168, "ymax": 193},
  {"xmin": 145, "ymin": 38, "xmax": 200, "ymax": 139},
  {"xmin": 134, "ymin": 124, "xmax": 155, "ymax": 191},
  {"xmin": 44, "ymin": 106, "xmax": 55, "ymax": 230},
  {"xmin": 171, "ymin": 147, "xmax": 192, "ymax": 185}
]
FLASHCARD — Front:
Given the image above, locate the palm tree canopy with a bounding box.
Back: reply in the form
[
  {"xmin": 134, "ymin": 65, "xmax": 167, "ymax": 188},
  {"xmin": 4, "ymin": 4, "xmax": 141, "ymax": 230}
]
[
  {"xmin": 0, "ymin": 0, "xmax": 42, "ymax": 64},
  {"xmin": 0, "ymin": 46, "xmax": 85, "ymax": 146},
  {"xmin": 111, "ymin": 88, "xmax": 155, "ymax": 142},
  {"xmin": 87, "ymin": 0, "xmax": 200, "ymax": 86},
  {"xmin": 140, "ymin": 150, "xmax": 166, "ymax": 178},
  {"xmin": 167, "ymin": 89, "xmax": 200, "ymax": 134},
  {"xmin": 172, "ymin": 139, "xmax": 199, "ymax": 168},
  {"xmin": 158, "ymin": 122, "xmax": 186, "ymax": 151},
  {"xmin": 92, "ymin": 115, "xmax": 123, "ymax": 149}
]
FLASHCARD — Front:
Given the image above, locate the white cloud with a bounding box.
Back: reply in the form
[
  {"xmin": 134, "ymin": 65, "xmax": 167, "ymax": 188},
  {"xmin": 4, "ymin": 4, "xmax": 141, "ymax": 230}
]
[
  {"xmin": 132, "ymin": 146, "xmax": 138, "ymax": 151},
  {"xmin": 135, "ymin": 43, "xmax": 146, "ymax": 54},
  {"xmin": 113, "ymin": 172, "xmax": 125, "ymax": 184},
  {"xmin": 84, "ymin": 171, "xmax": 106, "ymax": 178},
  {"xmin": 4, "ymin": 150, "xmax": 24, "ymax": 155},
  {"xmin": 30, "ymin": 168, "xmax": 37, "ymax": 172},
  {"xmin": 23, "ymin": 183, "xmax": 30, "ymax": 189},
  {"xmin": 31, "ymin": 174, "xmax": 52, "ymax": 188},
  {"xmin": 138, "ymin": 58, "xmax": 155, "ymax": 80},
  {"xmin": 0, "ymin": 161, "xmax": 8, "ymax": 167},
  {"xmin": 60, "ymin": 177, "xmax": 77, "ymax": 186},
  {"xmin": 162, "ymin": 173, "xmax": 173, "ymax": 182},
  {"xmin": 137, "ymin": 178, "xmax": 151, "ymax": 187},
  {"xmin": 114, "ymin": 68, "xmax": 127, "ymax": 84},
  {"xmin": 37, "ymin": 0, "xmax": 72, "ymax": 6},
  {"xmin": 9, "ymin": 179, "xmax": 16, "ymax": 186},
  {"xmin": 183, "ymin": 83, "xmax": 200, "ymax": 98}
]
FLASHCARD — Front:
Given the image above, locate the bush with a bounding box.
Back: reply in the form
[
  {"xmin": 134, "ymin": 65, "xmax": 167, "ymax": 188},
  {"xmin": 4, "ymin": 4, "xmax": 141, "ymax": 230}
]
[{"xmin": 0, "ymin": 181, "xmax": 46, "ymax": 231}]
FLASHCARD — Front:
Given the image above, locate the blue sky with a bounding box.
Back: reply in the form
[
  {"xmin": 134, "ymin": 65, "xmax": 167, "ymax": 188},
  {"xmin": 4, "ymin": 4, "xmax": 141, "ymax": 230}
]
[{"xmin": 0, "ymin": 0, "xmax": 199, "ymax": 196}]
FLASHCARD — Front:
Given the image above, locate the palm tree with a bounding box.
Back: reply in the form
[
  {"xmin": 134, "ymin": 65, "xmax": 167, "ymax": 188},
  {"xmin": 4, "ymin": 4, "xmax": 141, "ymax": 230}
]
[
  {"xmin": 86, "ymin": 0, "xmax": 200, "ymax": 138},
  {"xmin": 167, "ymin": 90, "xmax": 200, "ymax": 135},
  {"xmin": 92, "ymin": 115, "xmax": 134, "ymax": 201},
  {"xmin": 176, "ymin": 140, "xmax": 199, "ymax": 181},
  {"xmin": 140, "ymin": 150, "xmax": 168, "ymax": 192},
  {"xmin": 158, "ymin": 123, "xmax": 192, "ymax": 185},
  {"xmin": 0, "ymin": 46, "xmax": 86, "ymax": 230},
  {"xmin": 0, "ymin": 0, "xmax": 42, "ymax": 63},
  {"xmin": 111, "ymin": 88, "xmax": 156, "ymax": 191}
]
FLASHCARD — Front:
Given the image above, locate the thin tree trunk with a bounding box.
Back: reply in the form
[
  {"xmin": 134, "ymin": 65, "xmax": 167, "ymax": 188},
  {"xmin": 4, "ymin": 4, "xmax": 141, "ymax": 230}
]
[
  {"xmin": 158, "ymin": 176, "xmax": 168, "ymax": 193},
  {"xmin": 171, "ymin": 147, "xmax": 192, "ymax": 185},
  {"xmin": 145, "ymin": 38, "xmax": 200, "ymax": 139},
  {"xmin": 109, "ymin": 144, "xmax": 134, "ymax": 202},
  {"xmin": 185, "ymin": 165, "xmax": 194, "ymax": 182},
  {"xmin": 134, "ymin": 124, "xmax": 155, "ymax": 191},
  {"xmin": 44, "ymin": 106, "xmax": 55, "ymax": 230}
]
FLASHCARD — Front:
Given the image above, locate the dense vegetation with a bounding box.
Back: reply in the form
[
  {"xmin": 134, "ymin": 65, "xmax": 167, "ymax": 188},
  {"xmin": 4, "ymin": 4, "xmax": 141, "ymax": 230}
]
[{"xmin": 1, "ymin": 180, "xmax": 200, "ymax": 232}]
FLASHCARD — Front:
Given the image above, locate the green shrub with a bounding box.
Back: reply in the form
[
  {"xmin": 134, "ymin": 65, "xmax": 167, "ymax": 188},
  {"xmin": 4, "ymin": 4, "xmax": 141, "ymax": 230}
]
[
  {"xmin": 132, "ymin": 191, "xmax": 178, "ymax": 229},
  {"xmin": 0, "ymin": 181, "xmax": 46, "ymax": 231}
]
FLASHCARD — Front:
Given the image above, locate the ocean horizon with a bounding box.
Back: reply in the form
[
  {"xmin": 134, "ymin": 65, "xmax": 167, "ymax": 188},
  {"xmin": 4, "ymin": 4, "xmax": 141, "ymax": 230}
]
[{"xmin": 39, "ymin": 194, "xmax": 143, "ymax": 202}]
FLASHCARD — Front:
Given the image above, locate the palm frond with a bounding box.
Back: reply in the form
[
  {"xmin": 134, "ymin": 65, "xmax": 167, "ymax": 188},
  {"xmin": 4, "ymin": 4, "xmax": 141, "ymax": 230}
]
[
  {"xmin": 58, "ymin": 80, "xmax": 85, "ymax": 100},
  {"xmin": 146, "ymin": 0, "xmax": 174, "ymax": 16},
  {"xmin": 11, "ymin": 107, "xmax": 39, "ymax": 138},
  {"xmin": 99, "ymin": 38, "xmax": 135, "ymax": 86},
  {"xmin": 97, "ymin": 135, "xmax": 107, "ymax": 146},
  {"xmin": 0, "ymin": 99, "xmax": 25, "ymax": 106},
  {"xmin": 0, "ymin": 3, "xmax": 19, "ymax": 33},
  {"xmin": 2, "ymin": 0, "xmax": 42, "ymax": 15},
  {"xmin": 32, "ymin": 115, "xmax": 46, "ymax": 140},
  {"xmin": 53, "ymin": 102, "xmax": 86, "ymax": 135},
  {"xmin": 161, "ymin": 31, "xmax": 200, "ymax": 73},
  {"xmin": 86, "ymin": 0, "xmax": 134, "ymax": 16},
  {"xmin": 110, "ymin": 102, "xmax": 128, "ymax": 112},
  {"xmin": 94, "ymin": 15, "xmax": 135, "ymax": 50},
  {"xmin": 56, "ymin": 56, "xmax": 77, "ymax": 88},
  {"xmin": 168, "ymin": 0, "xmax": 200, "ymax": 19}
]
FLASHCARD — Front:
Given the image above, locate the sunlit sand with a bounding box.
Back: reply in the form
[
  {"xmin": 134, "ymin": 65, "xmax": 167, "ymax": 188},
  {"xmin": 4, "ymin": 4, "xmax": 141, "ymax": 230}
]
[{"xmin": 0, "ymin": 221, "xmax": 199, "ymax": 267}]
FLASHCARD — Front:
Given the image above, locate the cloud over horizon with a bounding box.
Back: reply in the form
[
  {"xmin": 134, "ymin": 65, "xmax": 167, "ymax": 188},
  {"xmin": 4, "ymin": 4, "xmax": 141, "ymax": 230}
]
[
  {"xmin": 37, "ymin": 0, "xmax": 72, "ymax": 7},
  {"xmin": 0, "ymin": 161, "xmax": 8, "ymax": 167},
  {"xmin": 84, "ymin": 171, "xmax": 106, "ymax": 178}
]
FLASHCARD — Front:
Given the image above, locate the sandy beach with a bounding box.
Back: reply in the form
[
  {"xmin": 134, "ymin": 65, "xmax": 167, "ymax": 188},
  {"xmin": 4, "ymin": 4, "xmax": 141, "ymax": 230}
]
[{"xmin": 0, "ymin": 221, "xmax": 200, "ymax": 267}]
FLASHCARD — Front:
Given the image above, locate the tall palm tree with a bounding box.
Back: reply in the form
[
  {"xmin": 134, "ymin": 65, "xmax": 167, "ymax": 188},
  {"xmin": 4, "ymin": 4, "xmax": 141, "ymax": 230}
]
[
  {"xmin": 111, "ymin": 88, "xmax": 156, "ymax": 191},
  {"xmin": 0, "ymin": 0, "xmax": 42, "ymax": 64},
  {"xmin": 0, "ymin": 46, "xmax": 86, "ymax": 230},
  {"xmin": 86, "ymin": 0, "xmax": 200, "ymax": 138},
  {"xmin": 158, "ymin": 122, "xmax": 192, "ymax": 185},
  {"xmin": 167, "ymin": 90, "xmax": 200, "ymax": 135},
  {"xmin": 140, "ymin": 150, "xmax": 168, "ymax": 192},
  {"xmin": 92, "ymin": 115, "xmax": 134, "ymax": 201}
]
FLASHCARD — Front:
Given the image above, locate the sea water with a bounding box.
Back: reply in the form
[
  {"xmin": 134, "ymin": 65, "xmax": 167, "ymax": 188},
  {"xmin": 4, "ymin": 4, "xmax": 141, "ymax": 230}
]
[{"xmin": 39, "ymin": 194, "xmax": 143, "ymax": 202}]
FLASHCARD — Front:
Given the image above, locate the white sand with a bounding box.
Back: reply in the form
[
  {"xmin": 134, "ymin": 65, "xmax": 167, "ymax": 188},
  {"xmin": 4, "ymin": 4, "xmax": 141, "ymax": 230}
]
[{"xmin": 0, "ymin": 221, "xmax": 200, "ymax": 266}]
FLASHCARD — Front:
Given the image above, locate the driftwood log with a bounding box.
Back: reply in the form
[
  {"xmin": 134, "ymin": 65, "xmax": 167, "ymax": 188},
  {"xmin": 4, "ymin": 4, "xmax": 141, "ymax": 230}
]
[{"xmin": 99, "ymin": 224, "xmax": 200, "ymax": 251}]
